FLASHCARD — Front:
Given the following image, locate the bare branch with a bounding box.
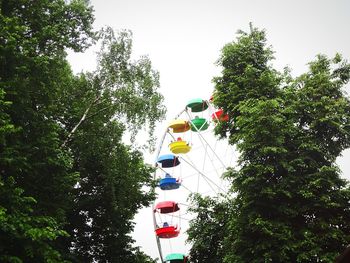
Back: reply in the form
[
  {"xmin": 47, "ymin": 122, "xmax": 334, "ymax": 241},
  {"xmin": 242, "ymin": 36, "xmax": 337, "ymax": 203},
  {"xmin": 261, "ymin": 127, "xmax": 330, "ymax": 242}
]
[{"xmin": 61, "ymin": 94, "xmax": 101, "ymax": 148}]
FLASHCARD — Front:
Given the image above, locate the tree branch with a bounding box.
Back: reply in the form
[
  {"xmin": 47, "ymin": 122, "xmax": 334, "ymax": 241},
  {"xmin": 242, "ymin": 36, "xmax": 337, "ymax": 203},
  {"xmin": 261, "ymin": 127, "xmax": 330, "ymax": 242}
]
[{"xmin": 61, "ymin": 95, "xmax": 101, "ymax": 147}]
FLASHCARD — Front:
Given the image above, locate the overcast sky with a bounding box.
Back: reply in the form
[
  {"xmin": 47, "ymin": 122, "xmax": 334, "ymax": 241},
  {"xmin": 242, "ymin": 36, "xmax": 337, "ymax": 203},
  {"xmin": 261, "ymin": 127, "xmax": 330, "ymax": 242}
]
[{"xmin": 67, "ymin": 0, "xmax": 350, "ymax": 260}]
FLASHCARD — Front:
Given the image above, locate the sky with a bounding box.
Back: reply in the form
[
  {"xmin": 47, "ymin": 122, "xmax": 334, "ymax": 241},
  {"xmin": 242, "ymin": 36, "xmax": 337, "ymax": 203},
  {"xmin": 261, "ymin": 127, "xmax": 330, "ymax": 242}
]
[{"xmin": 67, "ymin": 0, "xmax": 350, "ymax": 261}]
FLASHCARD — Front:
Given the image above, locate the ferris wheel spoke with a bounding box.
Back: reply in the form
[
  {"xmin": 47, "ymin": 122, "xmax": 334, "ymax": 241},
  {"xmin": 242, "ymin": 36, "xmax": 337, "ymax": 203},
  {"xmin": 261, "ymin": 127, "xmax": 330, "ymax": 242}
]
[
  {"xmin": 178, "ymin": 156, "xmax": 224, "ymax": 194},
  {"xmin": 180, "ymin": 183, "xmax": 194, "ymax": 194},
  {"xmin": 180, "ymin": 153, "xmax": 217, "ymax": 194},
  {"xmin": 185, "ymin": 110, "xmax": 227, "ymax": 169},
  {"xmin": 189, "ymin": 131, "xmax": 223, "ymax": 182},
  {"xmin": 181, "ymin": 152, "xmax": 224, "ymax": 194}
]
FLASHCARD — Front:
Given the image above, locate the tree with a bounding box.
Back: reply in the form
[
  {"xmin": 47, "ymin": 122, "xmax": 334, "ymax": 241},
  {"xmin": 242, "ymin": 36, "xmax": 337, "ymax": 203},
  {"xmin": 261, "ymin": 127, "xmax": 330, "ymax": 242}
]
[
  {"xmin": 187, "ymin": 194, "xmax": 231, "ymax": 263},
  {"xmin": 188, "ymin": 25, "xmax": 350, "ymax": 262},
  {"xmin": 0, "ymin": 87, "xmax": 67, "ymax": 262},
  {"xmin": 1, "ymin": 1, "xmax": 163, "ymax": 262},
  {"xmin": 59, "ymin": 29, "xmax": 165, "ymax": 262},
  {"xmin": 1, "ymin": 0, "xmax": 95, "ymax": 261}
]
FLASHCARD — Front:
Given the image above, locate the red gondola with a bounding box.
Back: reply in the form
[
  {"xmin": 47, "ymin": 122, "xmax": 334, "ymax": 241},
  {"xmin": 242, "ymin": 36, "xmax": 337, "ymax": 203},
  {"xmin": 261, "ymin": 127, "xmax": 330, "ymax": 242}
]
[
  {"xmin": 155, "ymin": 225, "xmax": 180, "ymax": 239},
  {"xmin": 154, "ymin": 201, "xmax": 180, "ymax": 214},
  {"xmin": 212, "ymin": 109, "xmax": 229, "ymax": 122}
]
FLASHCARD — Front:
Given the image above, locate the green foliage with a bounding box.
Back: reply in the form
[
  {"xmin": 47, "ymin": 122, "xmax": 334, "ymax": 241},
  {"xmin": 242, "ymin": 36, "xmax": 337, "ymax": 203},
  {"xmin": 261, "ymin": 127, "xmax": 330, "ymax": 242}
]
[
  {"xmin": 188, "ymin": 25, "xmax": 350, "ymax": 263},
  {"xmin": 1, "ymin": 0, "xmax": 95, "ymax": 260},
  {"xmin": 212, "ymin": 24, "xmax": 281, "ymax": 141},
  {"xmin": 59, "ymin": 28, "xmax": 165, "ymax": 262},
  {"xmin": 67, "ymin": 119, "xmax": 157, "ymax": 262},
  {"xmin": 0, "ymin": 177, "xmax": 69, "ymax": 263},
  {"xmin": 96, "ymin": 27, "xmax": 166, "ymax": 146},
  {"xmin": 0, "ymin": 88, "xmax": 69, "ymax": 262},
  {"xmin": 1, "ymin": 1, "xmax": 162, "ymax": 262},
  {"xmin": 187, "ymin": 194, "xmax": 232, "ymax": 263}
]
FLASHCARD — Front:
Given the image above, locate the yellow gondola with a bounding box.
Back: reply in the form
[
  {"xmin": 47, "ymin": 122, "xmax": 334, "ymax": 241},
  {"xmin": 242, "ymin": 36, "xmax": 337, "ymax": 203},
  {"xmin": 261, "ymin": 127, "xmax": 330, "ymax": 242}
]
[
  {"xmin": 169, "ymin": 138, "xmax": 191, "ymax": 154},
  {"xmin": 168, "ymin": 119, "xmax": 190, "ymax": 133}
]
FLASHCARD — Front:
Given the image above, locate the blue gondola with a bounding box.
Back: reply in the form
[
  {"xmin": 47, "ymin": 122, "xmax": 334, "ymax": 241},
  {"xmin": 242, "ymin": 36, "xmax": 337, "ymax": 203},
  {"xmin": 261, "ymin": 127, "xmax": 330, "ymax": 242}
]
[
  {"xmin": 159, "ymin": 173, "xmax": 181, "ymax": 190},
  {"xmin": 157, "ymin": 154, "xmax": 180, "ymax": 168}
]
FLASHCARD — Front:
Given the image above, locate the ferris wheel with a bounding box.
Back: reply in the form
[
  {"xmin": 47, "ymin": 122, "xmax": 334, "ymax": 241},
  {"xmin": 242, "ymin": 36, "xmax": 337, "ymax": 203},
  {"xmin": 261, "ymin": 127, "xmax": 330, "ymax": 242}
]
[{"xmin": 152, "ymin": 97, "xmax": 236, "ymax": 263}]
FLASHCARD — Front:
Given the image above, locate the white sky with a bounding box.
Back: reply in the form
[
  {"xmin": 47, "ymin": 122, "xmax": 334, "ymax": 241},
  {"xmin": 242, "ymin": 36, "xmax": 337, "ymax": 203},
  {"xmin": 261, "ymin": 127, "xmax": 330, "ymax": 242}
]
[{"xmin": 67, "ymin": 0, "xmax": 350, "ymax": 261}]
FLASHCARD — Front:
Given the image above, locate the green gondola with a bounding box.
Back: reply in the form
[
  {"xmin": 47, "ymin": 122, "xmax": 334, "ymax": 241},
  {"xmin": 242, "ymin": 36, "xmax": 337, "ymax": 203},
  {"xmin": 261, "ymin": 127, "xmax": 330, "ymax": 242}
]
[
  {"xmin": 186, "ymin": 98, "xmax": 208, "ymax": 112},
  {"xmin": 190, "ymin": 116, "xmax": 209, "ymax": 131},
  {"xmin": 164, "ymin": 253, "xmax": 187, "ymax": 262}
]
